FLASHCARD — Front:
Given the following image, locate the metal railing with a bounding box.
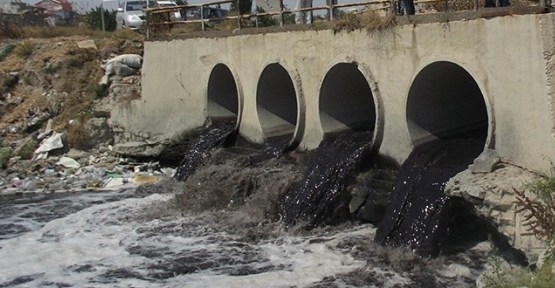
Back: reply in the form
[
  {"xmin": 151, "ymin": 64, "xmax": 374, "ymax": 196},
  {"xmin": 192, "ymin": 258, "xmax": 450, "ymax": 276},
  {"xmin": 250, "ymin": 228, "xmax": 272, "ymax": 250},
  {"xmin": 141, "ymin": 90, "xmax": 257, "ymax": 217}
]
[{"xmin": 144, "ymin": 0, "xmax": 551, "ymax": 38}]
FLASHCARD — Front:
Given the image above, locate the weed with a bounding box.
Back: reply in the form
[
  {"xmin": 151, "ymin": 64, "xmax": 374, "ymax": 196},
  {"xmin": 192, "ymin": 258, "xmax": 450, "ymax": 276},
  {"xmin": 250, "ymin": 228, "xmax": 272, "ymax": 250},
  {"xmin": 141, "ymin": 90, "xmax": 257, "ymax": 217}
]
[
  {"xmin": 14, "ymin": 41, "xmax": 35, "ymax": 59},
  {"xmin": 333, "ymin": 10, "xmax": 396, "ymax": 34},
  {"xmin": 0, "ymin": 148, "xmax": 13, "ymax": 168},
  {"xmin": 91, "ymin": 83, "xmax": 108, "ymax": 98},
  {"xmin": 0, "ymin": 17, "xmax": 24, "ymax": 39},
  {"xmin": 44, "ymin": 63, "xmax": 60, "ymax": 74},
  {"xmin": 0, "ymin": 43, "xmax": 15, "ymax": 61},
  {"xmin": 21, "ymin": 75, "xmax": 32, "ymax": 86},
  {"xmin": 480, "ymin": 172, "xmax": 555, "ymax": 287},
  {"xmin": 514, "ymin": 174, "xmax": 555, "ymax": 242},
  {"xmin": 15, "ymin": 141, "xmax": 36, "ymax": 160},
  {"xmin": 66, "ymin": 121, "xmax": 91, "ymax": 150},
  {"xmin": 483, "ymin": 256, "xmax": 555, "ymax": 288}
]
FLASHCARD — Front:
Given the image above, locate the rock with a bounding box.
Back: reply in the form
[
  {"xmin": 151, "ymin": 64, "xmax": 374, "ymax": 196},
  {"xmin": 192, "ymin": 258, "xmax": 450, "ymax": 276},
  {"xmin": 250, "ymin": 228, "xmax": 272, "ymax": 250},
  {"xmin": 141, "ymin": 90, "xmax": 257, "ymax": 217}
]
[
  {"xmin": 85, "ymin": 117, "xmax": 114, "ymax": 147},
  {"xmin": 66, "ymin": 149, "xmax": 90, "ymax": 160},
  {"xmin": 114, "ymin": 141, "xmax": 166, "ymax": 158},
  {"xmin": 446, "ymin": 164, "xmax": 546, "ymax": 259},
  {"xmin": 98, "ymin": 74, "xmax": 110, "ymax": 86},
  {"xmin": 77, "ymin": 39, "xmax": 97, "ymax": 50},
  {"xmin": 469, "ymin": 149, "xmax": 501, "ymax": 173}
]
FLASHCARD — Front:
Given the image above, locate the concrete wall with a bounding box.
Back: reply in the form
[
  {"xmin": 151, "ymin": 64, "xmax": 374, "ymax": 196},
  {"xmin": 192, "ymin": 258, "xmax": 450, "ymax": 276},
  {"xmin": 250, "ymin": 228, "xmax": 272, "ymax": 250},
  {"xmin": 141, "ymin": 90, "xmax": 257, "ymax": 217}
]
[{"xmin": 117, "ymin": 12, "xmax": 555, "ymax": 173}]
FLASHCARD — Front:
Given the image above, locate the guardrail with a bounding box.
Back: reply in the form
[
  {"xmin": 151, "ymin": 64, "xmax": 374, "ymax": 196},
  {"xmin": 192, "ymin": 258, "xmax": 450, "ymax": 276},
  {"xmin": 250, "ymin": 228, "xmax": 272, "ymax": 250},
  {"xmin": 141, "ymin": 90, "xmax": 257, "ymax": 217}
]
[{"xmin": 143, "ymin": 0, "xmax": 551, "ymax": 38}]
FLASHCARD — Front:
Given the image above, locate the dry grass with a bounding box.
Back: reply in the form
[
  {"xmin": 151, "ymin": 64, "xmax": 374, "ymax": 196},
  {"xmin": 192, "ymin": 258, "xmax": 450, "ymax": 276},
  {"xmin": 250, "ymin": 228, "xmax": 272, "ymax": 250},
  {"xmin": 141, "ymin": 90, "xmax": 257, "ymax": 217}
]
[
  {"xmin": 65, "ymin": 120, "xmax": 91, "ymax": 150},
  {"xmin": 0, "ymin": 17, "xmax": 24, "ymax": 39},
  {"xmin": 514, "ymin": 176, "xmax": 555, "ymax": 242},
  {"xmin": 333, "ymin": 10, "xmax": 396, "ymax": 34},
  {"xmin": 13, "ymin": 40, "xmax": 35, "ymax": 58}
]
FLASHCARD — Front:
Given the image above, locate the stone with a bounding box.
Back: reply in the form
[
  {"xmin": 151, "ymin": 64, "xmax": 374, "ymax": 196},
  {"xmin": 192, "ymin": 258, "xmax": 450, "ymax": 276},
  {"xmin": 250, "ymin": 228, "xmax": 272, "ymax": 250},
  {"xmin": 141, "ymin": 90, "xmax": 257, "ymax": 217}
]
[
  {"xmin": 85, "ymin": 117, "xmax": 114, "ymax": 147},
  {"xmin": 469, "ymin": 149, "xmax": 501, "ymax": 173},
  {"xmin": 98, "ymin": 74, "xmax": 110, "ymax": 86},
  {"xmin": 77, "ymin": 39, "xmax": 97, "ymax": 50}
]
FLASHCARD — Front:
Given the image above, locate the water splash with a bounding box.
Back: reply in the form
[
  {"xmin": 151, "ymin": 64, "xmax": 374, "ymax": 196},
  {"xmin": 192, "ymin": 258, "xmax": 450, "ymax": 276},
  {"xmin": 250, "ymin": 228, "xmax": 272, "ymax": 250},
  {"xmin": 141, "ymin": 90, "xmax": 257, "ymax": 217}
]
[
  {"xmin": 174, "ymin": 121, "xmax": 237, "ymax": 182},
  {"xmin": 374, "ymin": 138, "xmax": 484, "ymax": 257},
  {"xmin": 278, "ymin": 131, "xmax": 373, "ymax": 227}
]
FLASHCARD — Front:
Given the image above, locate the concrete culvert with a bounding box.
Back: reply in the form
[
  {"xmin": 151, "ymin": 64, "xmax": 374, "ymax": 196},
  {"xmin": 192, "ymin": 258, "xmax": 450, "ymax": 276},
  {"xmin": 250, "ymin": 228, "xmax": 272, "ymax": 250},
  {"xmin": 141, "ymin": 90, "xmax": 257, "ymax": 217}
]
[
  {"xmin": 256, "ymin": 63, "xmax": 299, "ymax": 141},
  {"xmin": 319, "ymin": 63, "xmax": 376, "ymax": 135},
  {"xmin": 406, "ymin": 61, "xmax": 489, "ymax": 147},
  {"xmin": 207, "ymin": 64, "xmax": 239, "ymax": 122}
]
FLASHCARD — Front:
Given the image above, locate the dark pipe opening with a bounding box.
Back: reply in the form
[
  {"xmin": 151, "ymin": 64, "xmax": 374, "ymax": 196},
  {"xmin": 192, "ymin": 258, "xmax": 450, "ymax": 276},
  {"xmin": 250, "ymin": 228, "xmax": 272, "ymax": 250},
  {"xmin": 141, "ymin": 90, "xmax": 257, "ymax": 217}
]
[
  {"xmin": 319, "ymin": 63, "xmax": 376, "ymax": 136},
  {"xmin": 406, "ymin": 61, "xmax": 488, "ymax": 146},
  {"xmin": 207, "ymin": 64, "xmax": 239, "ymax": 123},
  {"xmin": 256, "ymin": 63, "xmax": 298, "ymax": 142}
]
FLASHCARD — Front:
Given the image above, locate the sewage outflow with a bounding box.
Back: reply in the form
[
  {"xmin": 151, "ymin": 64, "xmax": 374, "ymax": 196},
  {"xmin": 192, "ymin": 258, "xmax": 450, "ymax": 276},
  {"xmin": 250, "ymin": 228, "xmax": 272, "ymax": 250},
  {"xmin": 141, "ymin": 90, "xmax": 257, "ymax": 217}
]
[{"xmin": 0, "ymin": 126, "xmax": 512, "ymax": 287}]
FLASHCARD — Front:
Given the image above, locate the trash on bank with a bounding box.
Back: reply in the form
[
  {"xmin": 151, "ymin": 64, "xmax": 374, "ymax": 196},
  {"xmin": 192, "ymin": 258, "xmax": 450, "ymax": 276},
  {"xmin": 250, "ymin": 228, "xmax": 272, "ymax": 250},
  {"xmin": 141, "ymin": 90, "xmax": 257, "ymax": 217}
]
[{"xmin": 33, "ymin": 133, "xmax": 64, "ymax": 160}]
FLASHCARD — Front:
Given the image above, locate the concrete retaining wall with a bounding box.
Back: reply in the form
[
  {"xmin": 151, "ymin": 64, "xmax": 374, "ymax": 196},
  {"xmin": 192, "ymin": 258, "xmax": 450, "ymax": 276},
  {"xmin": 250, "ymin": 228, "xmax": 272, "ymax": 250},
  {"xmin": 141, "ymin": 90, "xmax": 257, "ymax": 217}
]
[{"xmin": 114, "ymin": 12, "xmax": 555, "ymax": 173}]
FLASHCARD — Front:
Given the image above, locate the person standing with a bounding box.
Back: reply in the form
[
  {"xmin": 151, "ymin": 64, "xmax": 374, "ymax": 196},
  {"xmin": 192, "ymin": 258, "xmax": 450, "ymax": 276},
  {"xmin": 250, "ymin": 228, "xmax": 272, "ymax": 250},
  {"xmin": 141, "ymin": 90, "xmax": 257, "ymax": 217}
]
[{"xmin": 295, "ymin": 0, "xmax": 313, "ymax": 24}]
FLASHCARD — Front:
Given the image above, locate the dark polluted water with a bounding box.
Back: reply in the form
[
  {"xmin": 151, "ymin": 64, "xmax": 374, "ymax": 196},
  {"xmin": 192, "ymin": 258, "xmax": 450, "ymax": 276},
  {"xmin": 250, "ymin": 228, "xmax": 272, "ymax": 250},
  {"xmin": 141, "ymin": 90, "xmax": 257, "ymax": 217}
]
[
  {"xmin": 374, "ymin": 138, "xmax": 485, "ymax": 257},
  {"xmin": 173, "ymin": 121, "xmax": 237, "ymax": 182},
  {"xmin": 0, "ymin": 134, "xmax": 496, "ymax": 287},
  {"xmin": 278, "ymin": 131, "xmax": 373, "ymax": 227}
]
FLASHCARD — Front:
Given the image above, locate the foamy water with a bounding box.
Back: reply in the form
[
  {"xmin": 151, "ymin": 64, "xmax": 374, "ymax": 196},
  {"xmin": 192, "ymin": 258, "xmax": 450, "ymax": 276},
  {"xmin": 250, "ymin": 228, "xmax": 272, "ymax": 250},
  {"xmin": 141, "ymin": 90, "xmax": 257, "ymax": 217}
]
[{"xmin": 0, "ymin": 188, "xmax": 393, "ymax": 287}]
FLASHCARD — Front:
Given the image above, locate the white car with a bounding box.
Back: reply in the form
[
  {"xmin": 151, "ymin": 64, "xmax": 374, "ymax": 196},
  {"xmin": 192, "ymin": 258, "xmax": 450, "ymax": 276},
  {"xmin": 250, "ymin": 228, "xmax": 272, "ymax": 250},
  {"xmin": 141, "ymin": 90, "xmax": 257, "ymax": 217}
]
[{"xmin": 116, "ymin": 1, "xmax": 155, "ymax": 30}]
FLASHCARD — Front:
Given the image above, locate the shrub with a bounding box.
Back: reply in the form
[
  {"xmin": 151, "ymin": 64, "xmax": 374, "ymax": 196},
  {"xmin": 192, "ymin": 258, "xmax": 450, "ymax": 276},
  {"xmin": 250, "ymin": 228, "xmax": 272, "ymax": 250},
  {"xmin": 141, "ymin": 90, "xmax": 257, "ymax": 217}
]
[
  {"xmin": 15, "ymin": 141, "xmax": 36, "ymax": 160},
  {"xmin": 0, "ymin": 149, "xmax": 13, "ymax": 169},
  {"xmin": 514, "ymin": 174, "xmax": 555, "ymax": 242},
  {"xmin": 66, "ymin": 122, "xmax": 91, "ymax": 150},
  {"xmin": 14, "ymin": 41, "xmax": 35, "ymax": 59},
  {"xmin": 0, "ymin": 16, "xmax": 24, "ymax": 39},
  {"xmin": 333, "ymin": 10, "xmax": 396, "ymax": 34},
  {"xmin": 0, "ymin": 43, "xmax": 15, "ymax": 61},
  {"xmin": 481, "ymin": 173, "xmax": 555, "ymax": 287},
  {"xmin": 483, "ymin": 257, "xmax": 555, "ymax": 288}
]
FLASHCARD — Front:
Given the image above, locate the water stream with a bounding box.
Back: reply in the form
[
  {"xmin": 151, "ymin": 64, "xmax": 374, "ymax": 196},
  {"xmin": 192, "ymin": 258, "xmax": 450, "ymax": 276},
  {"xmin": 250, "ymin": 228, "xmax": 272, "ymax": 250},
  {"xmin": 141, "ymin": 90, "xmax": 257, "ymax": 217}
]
[{"xmin": 0, "ymin": 131, "xmax": 502, "ymax": 287}]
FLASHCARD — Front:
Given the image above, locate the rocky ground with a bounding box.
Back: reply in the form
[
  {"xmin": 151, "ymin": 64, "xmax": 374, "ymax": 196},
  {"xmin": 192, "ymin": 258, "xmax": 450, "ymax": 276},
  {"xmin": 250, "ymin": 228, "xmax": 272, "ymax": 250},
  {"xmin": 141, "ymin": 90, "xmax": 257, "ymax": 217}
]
[{"xmin": 0, "ymin": 35, "xmax": 178, "ymax": 195}]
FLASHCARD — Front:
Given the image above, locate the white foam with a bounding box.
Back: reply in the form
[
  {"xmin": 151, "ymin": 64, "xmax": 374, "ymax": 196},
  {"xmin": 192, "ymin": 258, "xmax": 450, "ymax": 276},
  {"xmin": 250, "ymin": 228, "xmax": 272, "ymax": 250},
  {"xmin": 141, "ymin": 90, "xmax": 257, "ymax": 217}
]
[{"xmin": 0, "ymin": 193, "xmax": 373, "ymax": 287}]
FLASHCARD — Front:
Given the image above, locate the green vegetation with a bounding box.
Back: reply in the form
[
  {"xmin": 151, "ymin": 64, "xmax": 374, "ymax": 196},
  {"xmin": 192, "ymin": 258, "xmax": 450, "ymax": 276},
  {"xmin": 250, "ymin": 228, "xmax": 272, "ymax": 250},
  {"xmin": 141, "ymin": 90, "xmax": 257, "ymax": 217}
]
[
  {"xmin": 0, "ymin": 149, "xmax": 13, "ymax": 169},
  {"xmin": 483, "ymin": 257, "xmax": 555, "ymax": 288},
  {"xmin": 15, "ymin": 141, "xmax": 36, "ymax": 160},
  {"xmin": 0, "ymin": 17, "xmax": 24, "ymax": 39},
  {"xmin": 332, "ymin": 10, "xmax": 396, "ymax": 34},
  {"xmin": 484, "ymin": 173, "xmax": 555, "ymax": 287},
  {"xmin": 14, "ymin": 40, "xmax": 35, "ymax": 58},
  {"xmin": 0, "ymin": 43, "xmax": 15, "ymax": 61}
]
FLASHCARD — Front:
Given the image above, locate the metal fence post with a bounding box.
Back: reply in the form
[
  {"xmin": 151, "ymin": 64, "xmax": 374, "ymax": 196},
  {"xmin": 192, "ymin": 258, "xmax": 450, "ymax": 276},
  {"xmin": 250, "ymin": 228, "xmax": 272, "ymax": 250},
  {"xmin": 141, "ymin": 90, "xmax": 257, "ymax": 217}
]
[
  {"xmin": 237, "ymin": 0, "xmax": 242, "ymax": 30},
  {"xmin": 201, "ymin": 5, "xmax": 205, "ymax": 31},
  {"xmin": 329, "ymin": 1, "xmax": 333, "ymax": 20},
  {"xmin": 444, "ymin": 0, "xmax": 448, "ymax": 11},
  {"xmin": 279, "ymin": 0, "xmax": 284, "ymax": 26},
  {"xmin": 146, "ymin": 11, "xmax": 151, "ymax": 39}
]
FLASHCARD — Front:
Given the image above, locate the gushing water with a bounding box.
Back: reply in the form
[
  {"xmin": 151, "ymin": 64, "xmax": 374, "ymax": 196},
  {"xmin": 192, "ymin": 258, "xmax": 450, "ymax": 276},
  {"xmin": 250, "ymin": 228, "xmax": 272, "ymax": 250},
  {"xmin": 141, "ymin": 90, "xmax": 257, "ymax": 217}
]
[
  {"xmin": 174, "ymin": 121, "xmax": 237, "ymax": 182},
  {"xmin": 374, "ymin": 138, "xmax": 484, "ymax": 257},
  {"xmin": 278, "ymin": 131, "xmax": 373, "ymax": 227}
]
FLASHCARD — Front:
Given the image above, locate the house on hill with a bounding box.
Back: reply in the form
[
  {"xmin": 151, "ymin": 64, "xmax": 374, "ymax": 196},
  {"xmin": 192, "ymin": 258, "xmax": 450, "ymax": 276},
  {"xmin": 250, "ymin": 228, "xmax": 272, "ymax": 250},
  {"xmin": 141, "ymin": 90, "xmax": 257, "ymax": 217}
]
[
  {"xmin": 33, "ymin": 0, "xmax": 74, "ymax": 25},
  {"xmin": 0, "ymin": 0, "xmax": 33, "ymax": 14}
]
